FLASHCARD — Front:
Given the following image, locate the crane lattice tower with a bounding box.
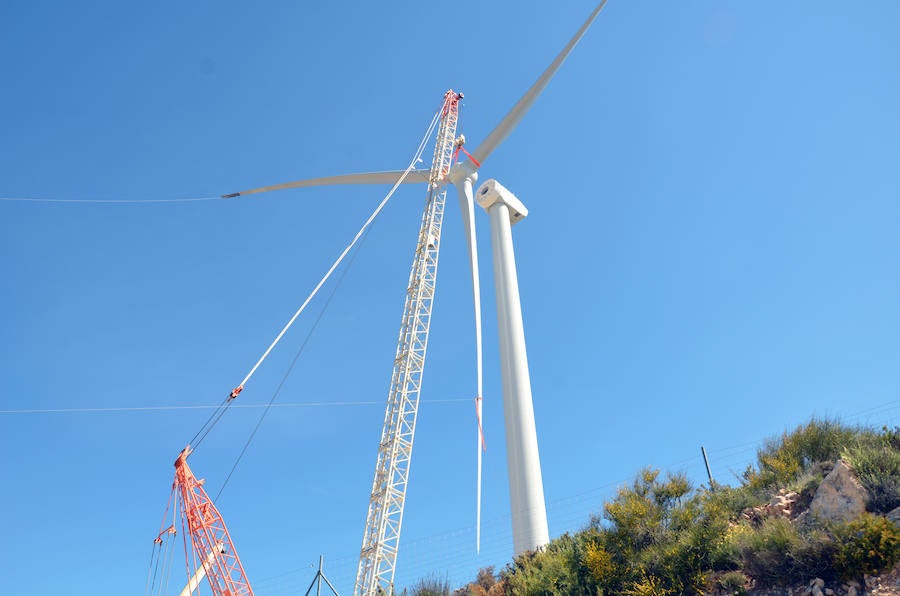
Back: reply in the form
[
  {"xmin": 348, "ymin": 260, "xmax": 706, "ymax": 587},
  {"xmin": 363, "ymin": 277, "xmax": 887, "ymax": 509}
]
[{"xmin": 355, "ymin": 90, "xmax": 462, "ymax": 596}]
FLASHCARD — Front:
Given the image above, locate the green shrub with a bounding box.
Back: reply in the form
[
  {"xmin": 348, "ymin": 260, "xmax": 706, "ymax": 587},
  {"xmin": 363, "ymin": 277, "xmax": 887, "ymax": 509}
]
[
  {"xmin": 502, "ymin": 534, "xmax": 588, "ymax": 595},
  {"xmin": 485, "ymin": 419, "xmax": 899, "ymax": 595},
  {"xmin": 582, "ymin": 541, "xmax": 618, "ymax": 590},
  {"xmin": 716, "ymin": 570, "xmax": 749, "ymax": 595},
  {"xmin": 726, "ymin": 517, "xmax": 803, "ymax": 586},
  {"xmin": 833, "ymin": 513, "xmax": 900, "ymax": 582},
  {"xmin": 407, "ymin": 575, "xmax": 452, "ymax": 596},
  {"xmin": 622, "ymin": 572, "xmax": 674, "ymax": 596},
  {"xmin": 845, "ymin": 429, "xmax": 900, "ymax": 514},
  {"xmin": 706, "ymin": 485, "xmax": 766, "ymax": 518},
  {"xmin": 603, "ymin": 469, "xmax": 692, "ymax": 553},
  {"xmin": 745, "ymin": 419, "xmax": 860, "ymax": 489},
  {"xmin": 788, "ymin": 528, "xmax": 837, "ymax": 582}
]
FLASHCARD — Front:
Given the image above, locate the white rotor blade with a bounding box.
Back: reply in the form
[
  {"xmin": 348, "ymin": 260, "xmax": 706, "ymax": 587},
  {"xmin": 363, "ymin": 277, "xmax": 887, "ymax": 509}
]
[
  {"xmin": 453, "ymin": 176, "xmax": 485, "ymax": 553},
  {"xmin": 221, "ymin": 169, "xmax": 431, "ymax": 198},
  {"xmin": 471, "ymin": 0, "xmax": 608, "ymax": 166}
]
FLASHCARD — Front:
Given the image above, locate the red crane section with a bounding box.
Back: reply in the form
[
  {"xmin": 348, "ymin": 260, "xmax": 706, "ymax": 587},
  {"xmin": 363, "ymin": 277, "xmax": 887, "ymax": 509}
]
[{"xmin": 174, "ymin": 446, "xmax": 254, "ymax": 596}]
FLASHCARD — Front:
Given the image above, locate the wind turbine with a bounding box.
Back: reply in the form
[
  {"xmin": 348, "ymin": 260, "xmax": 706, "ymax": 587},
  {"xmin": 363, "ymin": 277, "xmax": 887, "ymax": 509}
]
[{"xmin": 221, "ymin": 2, "xmax": 608, "ymax": 592}]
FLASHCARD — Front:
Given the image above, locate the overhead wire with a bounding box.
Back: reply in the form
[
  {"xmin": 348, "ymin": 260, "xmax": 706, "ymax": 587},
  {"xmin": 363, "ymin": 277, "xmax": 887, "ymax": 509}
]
[
  {"xmin": 0, "ymin": 196, "xmax": 221, "ymax": 203},
  {"xmin": 0, "ymin": 399, "xmax": 470, "ymax": 415}
]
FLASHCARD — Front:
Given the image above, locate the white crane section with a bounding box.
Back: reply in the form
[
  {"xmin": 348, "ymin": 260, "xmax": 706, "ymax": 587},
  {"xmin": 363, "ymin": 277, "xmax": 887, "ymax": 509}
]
[{"xmin": 355, "ymin": 91, "xmax": 462, "ymax": 596}]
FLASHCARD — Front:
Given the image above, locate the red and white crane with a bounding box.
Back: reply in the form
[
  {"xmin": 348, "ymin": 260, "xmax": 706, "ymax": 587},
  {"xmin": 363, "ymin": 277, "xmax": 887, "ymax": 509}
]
[
  {"xmin": 150, "ymin": 3, "xmax": 608, "ymax": 594},
  {"xmin": 173, "ymin": 447, "xmax": 253, "ymax": 596},
  {"xmin": 148, "ymin": 447, "xmax": 253, "ymax": 596}
]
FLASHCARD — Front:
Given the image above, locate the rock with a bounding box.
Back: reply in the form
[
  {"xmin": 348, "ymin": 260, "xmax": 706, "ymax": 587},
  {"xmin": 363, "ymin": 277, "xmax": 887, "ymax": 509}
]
[
  {"xmin": 824, "ymin": 589, "xmax": 834, "ymax": 595},
  {"xmin": 809, "ymin": 460, "xmax": 868, "ymax": 523},
  {"xmin": 887, "ymin": 505, "xmax": 900, "ymax": 527},
  {"xmin": 847, "ymin": 588, "xmax": 858, "ymax": 596},
  {"xmin": 813, "ymin": 578, "xmax": 825, "ymax": 588},
  {"xmin": 811, "ymin": 586, "xmax": 823, "ymax": 596},
  {"xmin": 741, "ymin": 490, "xmax": 803, "ymax": 524}
]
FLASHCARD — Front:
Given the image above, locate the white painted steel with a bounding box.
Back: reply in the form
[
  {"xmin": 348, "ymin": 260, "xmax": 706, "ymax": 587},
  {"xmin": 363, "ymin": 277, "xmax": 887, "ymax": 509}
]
[
  {"xmin": 179, "ymin": 542, "xmax": 223, "ymax": 596},
  {"xmin": 448, "ymin": 161, "xmax": 485, "ymax": 552},
  {"xmin": 355, "ymin": 93, "xmax": 461, "ymax": 596},
  {"xmin": 477, "ymin": 179, "xmax": 548, "ymax": 555}
]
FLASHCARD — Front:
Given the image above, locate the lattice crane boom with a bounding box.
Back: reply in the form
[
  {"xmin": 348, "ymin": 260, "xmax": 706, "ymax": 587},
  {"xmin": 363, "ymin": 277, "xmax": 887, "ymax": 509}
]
[
  {"xmin": 174, "ymin": 446, "xmax": 254, "ymax": 596},
  {"xmin": 355, "ymin": 90, "xmax": 462, "ymax": 596}
]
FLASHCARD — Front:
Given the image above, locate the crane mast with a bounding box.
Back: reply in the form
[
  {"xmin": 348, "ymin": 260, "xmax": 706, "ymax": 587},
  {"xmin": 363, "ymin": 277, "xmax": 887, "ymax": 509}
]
[
  {"xmin": 174, "ymin": 447, "xmax": 253, "ymax": 596},
  {"xmin": 355, "ymin": 90, "xmax": 462, "ymax": 595}
]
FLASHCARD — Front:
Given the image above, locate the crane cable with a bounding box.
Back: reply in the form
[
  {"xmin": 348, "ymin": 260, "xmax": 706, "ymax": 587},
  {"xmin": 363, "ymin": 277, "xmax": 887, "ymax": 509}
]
[
  {"xmin": 187, "ymin": 102, "xmax": 445, "ymax": 451},
  {"xmin": 214, "ymin": 214, "xmax": 367, "ymax": 503}
]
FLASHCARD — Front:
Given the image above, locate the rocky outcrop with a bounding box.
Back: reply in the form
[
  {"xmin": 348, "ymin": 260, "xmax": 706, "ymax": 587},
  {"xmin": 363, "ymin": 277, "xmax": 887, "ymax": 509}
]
[
  {"xmin": 741, "ymin": 490, "xmax": 802, "ymax": 525},
  {"xmin": 809, "ymin": 460, "xmax": 868, "ymax": 523},
  {"xmin": 887, "ymin": 506, "xmax": 900, "ymax": 527}
]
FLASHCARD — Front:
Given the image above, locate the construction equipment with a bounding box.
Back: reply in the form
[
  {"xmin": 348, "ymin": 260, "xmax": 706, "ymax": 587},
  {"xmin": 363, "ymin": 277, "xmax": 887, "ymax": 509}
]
[
  {"xmin": 354, "ymin": 90, "xmax": 462, "ymax": 595},
  {"xmin": 216, "ymin": 2, "xmax": 609, "ymax": 590},
  {"xmin": 174, "ymin": 446, "xmax": 253, "ymax": 596},
  {"xmin": 148, "ymin": 447, "xmax": 253, "ymax": 596}
]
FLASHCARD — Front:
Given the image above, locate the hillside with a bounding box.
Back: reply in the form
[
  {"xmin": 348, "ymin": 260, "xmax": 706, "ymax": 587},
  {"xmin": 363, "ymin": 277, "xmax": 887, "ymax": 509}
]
[{"xmin": 406, "ymin": 419, "xmax": 900, "ymax": 596}]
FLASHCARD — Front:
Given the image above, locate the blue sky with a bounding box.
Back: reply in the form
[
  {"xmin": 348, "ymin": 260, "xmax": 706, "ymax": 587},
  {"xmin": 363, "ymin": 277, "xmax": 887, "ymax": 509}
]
[{"xmin": 2, "ymin": 1, "xmax": 899, "ymax": 594}]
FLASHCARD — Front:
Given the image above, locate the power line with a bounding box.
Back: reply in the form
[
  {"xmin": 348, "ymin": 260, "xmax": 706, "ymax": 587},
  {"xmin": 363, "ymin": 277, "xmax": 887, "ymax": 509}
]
[
  {"xmin": 0, "ymin": 398, "xmax": 469, "ymax": 415},
  {"xmin": 0, "ymin": 196, "xmax": 222, "ymax": 204}
]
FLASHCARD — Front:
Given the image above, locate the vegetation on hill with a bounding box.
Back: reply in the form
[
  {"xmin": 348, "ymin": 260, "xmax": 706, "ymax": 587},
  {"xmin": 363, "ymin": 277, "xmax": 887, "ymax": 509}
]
[{"xmin": 404, "ymin": 419, "xmax": 900, "ymax": 595}]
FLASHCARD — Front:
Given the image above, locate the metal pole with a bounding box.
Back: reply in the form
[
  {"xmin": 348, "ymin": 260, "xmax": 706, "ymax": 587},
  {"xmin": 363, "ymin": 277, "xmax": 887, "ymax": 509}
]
[
  {"xmin": 478, "ymin": 179, "xmax": 549, "ymax": 555},
  {"xmin": 701, "ymin": 446, "xmax": 715, "ymax": 488},
  {"xmin": 305, "ymin": 555, "xmax": 340, "ymax": 596}
]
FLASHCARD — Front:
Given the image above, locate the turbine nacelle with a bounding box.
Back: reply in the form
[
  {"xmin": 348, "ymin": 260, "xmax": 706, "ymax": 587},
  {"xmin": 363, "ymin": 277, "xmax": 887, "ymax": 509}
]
[{"xmin": 476, "ymin": 179, "xmax": 528, "ymax": 225}]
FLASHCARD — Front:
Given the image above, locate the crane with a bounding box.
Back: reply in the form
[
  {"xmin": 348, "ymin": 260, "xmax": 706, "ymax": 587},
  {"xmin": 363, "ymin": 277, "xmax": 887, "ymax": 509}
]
[
  {"xmin": 355, "ymin": 90, "xmax": 462, "ymax": 595},
  {"xmin": 148, "ymin": 447, "xmax": 253, "ymax": 596},
  {"xmin": 219, "ymin": 2, "xmax": 608, "ymax": 590},
  {"xmin": 174, "ymin": 446, "xmax": 253, "ymax": 596}
]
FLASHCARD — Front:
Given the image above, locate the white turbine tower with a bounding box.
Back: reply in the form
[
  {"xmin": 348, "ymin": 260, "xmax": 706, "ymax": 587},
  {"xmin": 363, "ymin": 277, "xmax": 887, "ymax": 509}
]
[
  {"xmin": 476, "ymin": 179, "xmax": 548, "ymax": 554},
  {"xmin": 221, "ymin": 1, "xmax": 607, "ymax": 591}
]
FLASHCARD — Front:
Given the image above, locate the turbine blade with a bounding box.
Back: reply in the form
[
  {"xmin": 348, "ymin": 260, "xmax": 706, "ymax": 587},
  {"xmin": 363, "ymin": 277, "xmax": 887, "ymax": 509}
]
[
  {"xmin": 452, "ymin": 176, "xmax": 485, "ymax": 553},
  {"xmin": 221, "ymin": 170, "xmax": 431, "ymax": 198},
  {"xmin": 476, "ymin": 395, "xmax": 484, "ymax": 554},
  {"xmin": 470, "ymin": 0, "xmax": 608, "ymax": 166}
]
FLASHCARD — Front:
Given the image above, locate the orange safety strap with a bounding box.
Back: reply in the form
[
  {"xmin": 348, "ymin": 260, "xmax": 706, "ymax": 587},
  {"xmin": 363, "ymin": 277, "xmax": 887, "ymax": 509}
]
[
  {"xmin": 459, "ymin": 146, "xmax": 481, "ymax": 169},
  {"xmin": 452, "ymin": 145, "xmax": 482, "ymax": 169},
  {"xmin": 475, "ymin": 396, "xmax": 486, "ymax": 451}
]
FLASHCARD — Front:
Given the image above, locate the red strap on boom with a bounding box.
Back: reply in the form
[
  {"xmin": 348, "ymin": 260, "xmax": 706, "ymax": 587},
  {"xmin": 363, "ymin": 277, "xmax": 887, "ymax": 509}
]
[{"xmin": 475, "ymin": 396, "xmax": 486, "ymax": 451}]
